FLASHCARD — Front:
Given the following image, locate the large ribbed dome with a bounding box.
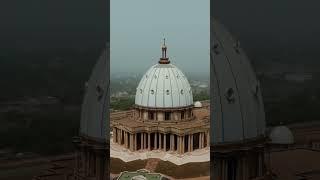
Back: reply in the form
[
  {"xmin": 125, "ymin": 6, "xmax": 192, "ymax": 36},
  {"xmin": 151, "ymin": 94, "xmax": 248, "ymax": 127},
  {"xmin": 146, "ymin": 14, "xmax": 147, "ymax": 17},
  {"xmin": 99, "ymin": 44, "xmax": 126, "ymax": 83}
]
[
  {"xmin": 211, "ymin": 19, "xmax": 266, "ymax": 144},
  {"xmin": 135, "ymin": 40, "xmax": 193, "ymax": 108},
  {"xmin": 135, "ymin": 63, "xmax": 193, "ymax": 108},
  {"xmin": 80, "ymin": 44, "xmax": 109, "ymax": 141}
]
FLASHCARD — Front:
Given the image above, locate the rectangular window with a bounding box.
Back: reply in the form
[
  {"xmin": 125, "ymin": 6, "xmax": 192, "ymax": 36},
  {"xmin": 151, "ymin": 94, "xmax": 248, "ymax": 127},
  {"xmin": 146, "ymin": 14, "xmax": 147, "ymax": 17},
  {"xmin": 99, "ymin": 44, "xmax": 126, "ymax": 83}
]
[
  {"xmin": 181, "ymin": 111, "xmax": 185, "ymax": 119},
  {"xmin": 165, "ymin": 112, "xmax": 170, "ymax": 120},
  {"xmin": 148, "ymin": 112, "xmax": 154, "ymax": 120}
]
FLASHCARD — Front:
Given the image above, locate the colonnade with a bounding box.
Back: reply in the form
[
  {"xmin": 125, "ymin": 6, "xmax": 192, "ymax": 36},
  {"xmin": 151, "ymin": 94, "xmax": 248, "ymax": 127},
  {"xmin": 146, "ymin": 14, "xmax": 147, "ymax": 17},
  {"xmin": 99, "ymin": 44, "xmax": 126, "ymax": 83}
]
[
  {"xmin": 212, "ymin": 151, "xmax": 265, "ymax": 180},
  {"xmin": 113, "ymin": 127, "xmax": 209, "ymax": 154}
]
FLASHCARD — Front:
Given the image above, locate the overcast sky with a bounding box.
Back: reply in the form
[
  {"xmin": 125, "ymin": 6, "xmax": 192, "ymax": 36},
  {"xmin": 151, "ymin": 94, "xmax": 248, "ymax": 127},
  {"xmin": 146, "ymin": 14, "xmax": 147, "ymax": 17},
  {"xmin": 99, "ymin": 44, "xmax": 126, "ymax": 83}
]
[
  {"xmin": 213, "ymin": 0, "xmax": 320, "ymax": 62},
  {"xmin": 110, "ymin": 0, "xmax": 210, "ymax": 75},
  {"xmin": 1, "ymin": 0, "xmax": 318, "ymax": 64}
]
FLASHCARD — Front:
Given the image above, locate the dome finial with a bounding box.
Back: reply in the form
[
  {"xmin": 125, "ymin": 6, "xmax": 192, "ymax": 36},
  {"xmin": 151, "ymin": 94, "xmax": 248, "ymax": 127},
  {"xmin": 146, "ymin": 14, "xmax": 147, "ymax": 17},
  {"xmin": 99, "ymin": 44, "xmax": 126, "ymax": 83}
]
[{"xmin": 159, "ymin": 38, "xmax": 170, "ymax": 64}]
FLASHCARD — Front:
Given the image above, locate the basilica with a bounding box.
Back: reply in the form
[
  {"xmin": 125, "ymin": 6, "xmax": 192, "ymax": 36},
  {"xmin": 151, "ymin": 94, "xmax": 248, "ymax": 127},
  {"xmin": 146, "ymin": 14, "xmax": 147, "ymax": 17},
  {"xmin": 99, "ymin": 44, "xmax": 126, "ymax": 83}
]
[{"xmin": 111, "ymin": 40, "xmax": 210, "ymax": 155}]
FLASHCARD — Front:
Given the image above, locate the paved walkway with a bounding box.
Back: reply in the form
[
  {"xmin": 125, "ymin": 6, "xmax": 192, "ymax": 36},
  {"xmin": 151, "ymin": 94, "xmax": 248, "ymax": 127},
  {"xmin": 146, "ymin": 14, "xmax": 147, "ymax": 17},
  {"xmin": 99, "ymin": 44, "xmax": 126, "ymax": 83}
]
[{"xmin": 144, "ymin": 158, "xmax": 160, "ymax": 172}]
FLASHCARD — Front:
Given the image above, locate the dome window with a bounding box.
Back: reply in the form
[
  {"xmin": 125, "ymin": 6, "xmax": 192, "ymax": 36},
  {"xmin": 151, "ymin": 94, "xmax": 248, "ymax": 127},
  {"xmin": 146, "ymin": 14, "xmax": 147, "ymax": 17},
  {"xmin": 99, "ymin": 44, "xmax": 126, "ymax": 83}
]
[
  {"xmin": 146, "ymin": 75, "xmax": 148, "ymax": 78},
  {"xmin": 148, "ymin": 112, "xmax": 154, "ymax": 120},
  {"xmin": 252, "ymin": 83, "xmax": 259, "ymax": 97},
  {"xmin": 233, "ymin": 41, "xmax": 241, "ymax": 54},
  {"xmin": 181, "ymin": 111, "xmax": 185, "ymax": 119},
  {"xmin": 96, "ymin": 85, "xmax": 104, "ymax": 100},
  {"xmin": 181, "ymin": 89, "xmax": 184, "ymax": 94},
  {"xmin": 225, "ymin": 88, "xmax": 235, "ymax": 103},
  {"xmin": 150, "ymin": 90, "xmax": 154, "ymax": 94},
  {"xmin": 165, "ymin": 75, "xmax": 169, "ymax": 79},
  {"xmin": 84, "ymin": 82, "xmax": 89, "ymax": 90},
  {"xmin": 177, "ymin": 75, "xmax": 180, "ymax": 78},
  {"xmin": 213, "ymin": 43, "xmax": 220, "ymax": 55},
  {"xmin": 165, "ymin": 112, "xmax": 171, "ymax": 120},
  {"xmin": 140, "ymin": 89, "xmax": 143, "ymax": 94},
  {"xmin": 166, "ymin": 90, "xmax": 170, "ymax": 95},
  {"xmin": 154, "ymin": 75, "xmax": 157, "ymax": 79}
]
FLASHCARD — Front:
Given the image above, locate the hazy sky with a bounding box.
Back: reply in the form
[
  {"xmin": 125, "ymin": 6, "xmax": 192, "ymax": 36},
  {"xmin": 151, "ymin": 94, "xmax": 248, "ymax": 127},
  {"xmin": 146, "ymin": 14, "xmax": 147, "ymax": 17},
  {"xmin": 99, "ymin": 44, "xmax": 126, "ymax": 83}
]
[
  {"xmin": 213, "ymin": 0, "xmax": 320, "ymax": 62},
  {"xmin": 110, "ymin": 0, "xmax": 210, "ymax": 75},
  {"xmin": 0, "ymin": 0, "xmax": 107, "ymax": 50}
]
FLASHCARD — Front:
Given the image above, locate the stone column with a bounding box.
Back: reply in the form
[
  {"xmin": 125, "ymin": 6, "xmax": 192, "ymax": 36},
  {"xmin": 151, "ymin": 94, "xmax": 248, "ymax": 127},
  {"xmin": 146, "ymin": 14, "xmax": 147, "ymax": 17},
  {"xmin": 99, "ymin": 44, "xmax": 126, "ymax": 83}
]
[
  {"xmin": 182, "ymin": 136, "xmax": 185, "ymax": 154},
  {"xmin": 94, "ymin": 149, "xmax": 107, "ymax": 180},
  {"xmin": 85, "ymin": 149, "xmax": 90, "ymax": 176},
  {"xmin": 119, "ymin": 129, "xmax": 123, "ymax": 145},
  {"xmin": 198, "ymin": 133, "xmax": 201, "ymax": 149},
  {"xmin": 140, "ymin": 133, "xmax": 144, "ymax": 150},
  {"xmin": 242, "ymin": 156, "xmax": 248, "ymax": 180},
  {"xmin": 191, "ymin": 134, "xmax": 194, "ymax": 151},
  {"xmin": 188, "ymin": 135, "xmax": 191, "ymax": 152},
  {"xmin": 154, "ymin": 133, "xmax": 158, "ymax": 150},
  {"xmin": 89, "ymin": 151, "xmax": 96, "ymax": 177},
  {"xmin": 81, "ymin": 147, "xmax": 86, "ymax": 172},
  {"xmin": 119, "ymin": 129, "xmax": 121, "ymax": 144},
  {"xmin": 126, "ymin": 132, "xmax": 129, "ymax": 149},
  {"xmin": 199, "ymin": 133, "xmax": 203, "ymax": 149},
  {"xmin": 212, "ymin": 155, "xmax": 222, "ymax": 180},
  {"xmin": 119, "ymin": 129, "xmax": 121, "ymax": 145},
  {"xmin": 164, "ymin": 134, "xmax": 167, "ymax": 151},
  {"xmin": 203, "ymin": 133, "xmax": 205, "ymax": 148},
  {"xmin": 207, "ymin": 132, "xmax": 210, "ymax": 147},
  {"xmin": 258, "ymin": 151, "xmax": 263, "ymax": 176},
  {"xmin": 74, "ymin": 148, "xmax": 80, "ymax": 173},
  {"xmin": 144, "ymin": 133, "xmax": 147, "ymax": 149},
  {"xmin": 117, "ymin": 129, "xmax": 120, "ymax": 144},
  {"xmin": 202, "ymin": 132, "xmax": 204, "ymax": 148},
  {"xmin": 130, "ymin": 134, "xmax": 134, "ymax": 151},
  {"xmin": 113, "ymin": 128, "xmax": 116, "ymax": 143},
  {"xmin": 177, "ymin": 136, "xmax": 181, "ymax": 154},
  {"xmin": 170, "ymin": 134, "xmax": 173, "ymax": 151},
  {"xmin": 123, "ymin": 131, "xmax": 126, "ymax": 148},
  {"xmin": 148, "ymin": 133, "xmax": 151, "ymax": 150},
  {"xmin": 159, "ymin": 133, "xmax": 162, "ymax": 150},
  {"xmin": 134, "ymin": 134, "xmax": 137, "ymax": 151},
  {"xmin": 223, "ymin": 159, "xmax": 228, "ymax": 180},
  {"xmin": 236, "ymin": 157, "xmax": 242, "ymax": 180}
]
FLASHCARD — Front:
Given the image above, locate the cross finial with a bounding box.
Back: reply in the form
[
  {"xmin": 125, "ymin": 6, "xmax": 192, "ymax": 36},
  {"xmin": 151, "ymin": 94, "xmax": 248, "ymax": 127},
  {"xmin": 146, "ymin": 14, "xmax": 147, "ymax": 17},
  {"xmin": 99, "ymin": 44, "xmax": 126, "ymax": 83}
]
[{"xmin": 159, "ymin": 38, "xmax": 170, "ymax": 64}]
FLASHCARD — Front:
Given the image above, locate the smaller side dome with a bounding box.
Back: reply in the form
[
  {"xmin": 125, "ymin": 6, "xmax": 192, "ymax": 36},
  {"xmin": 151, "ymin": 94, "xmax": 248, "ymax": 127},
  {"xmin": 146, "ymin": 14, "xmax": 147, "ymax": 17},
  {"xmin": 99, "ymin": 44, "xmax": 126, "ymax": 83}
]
[
  {"xmin": 269, "ymin": 126, "xmax": 294, "ymax": 144},
  {"xmin": 194, "ymin": 101, "xmax": 202, "ymax": 108}
]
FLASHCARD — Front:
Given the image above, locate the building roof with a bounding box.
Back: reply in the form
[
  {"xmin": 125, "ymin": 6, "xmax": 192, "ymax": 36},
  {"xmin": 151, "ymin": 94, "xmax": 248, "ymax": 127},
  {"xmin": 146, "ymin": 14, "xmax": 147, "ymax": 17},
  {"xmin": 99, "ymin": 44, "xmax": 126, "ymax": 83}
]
[
  {"xmin": 79, "ymin": 44, "xmax": 109, "ymax": 142},
  {"xmin": 135, "ymin": 43, "xmax": 193, "ymax": 109},
  {"xmin": 211, "ymin": 19, "xmax": 266, "ymax": 144},
  {"xmin": 271, "ymin": 148, "xmax": 320, "ymax": 180}
]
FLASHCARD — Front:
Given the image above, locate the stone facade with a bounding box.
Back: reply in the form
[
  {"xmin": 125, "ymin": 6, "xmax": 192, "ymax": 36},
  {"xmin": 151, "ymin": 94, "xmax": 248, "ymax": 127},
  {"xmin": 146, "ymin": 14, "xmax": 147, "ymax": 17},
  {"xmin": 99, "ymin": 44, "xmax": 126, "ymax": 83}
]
[{"xmin": 111, "ymin": 102, "xmax": 210, "ymax": 155}]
